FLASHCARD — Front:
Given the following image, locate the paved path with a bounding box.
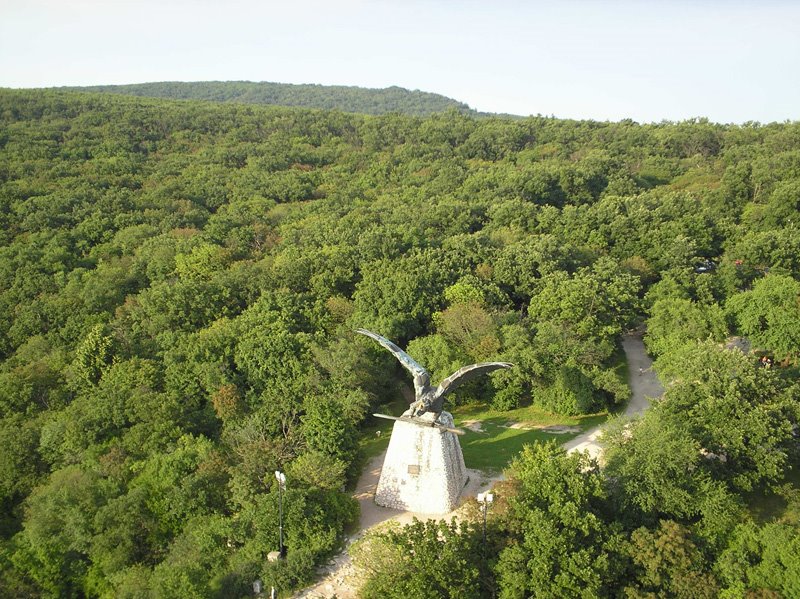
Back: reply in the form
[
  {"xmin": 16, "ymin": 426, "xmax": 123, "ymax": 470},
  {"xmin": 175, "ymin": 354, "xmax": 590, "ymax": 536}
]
[
  {"xmin": 295, "ymin": 332, "xmax": 662, "ymax": 598},
  {"xmin": 562, "ymin": 333, "xmax": 663, "ymax": 459},
  {"xmin": 294, "ymin": 454, "xmax": 498, "ymax": 598}
]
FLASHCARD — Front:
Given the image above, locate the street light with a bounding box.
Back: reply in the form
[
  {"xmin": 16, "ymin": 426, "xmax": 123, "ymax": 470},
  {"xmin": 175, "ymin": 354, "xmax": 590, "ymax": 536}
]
[
  {"xmin": 275, "ymin": 470, "xmax": 287, "ymax": 558},
  {"xmin": 477, "ymin": 491, "xmax": 494, "ymax": 553}
]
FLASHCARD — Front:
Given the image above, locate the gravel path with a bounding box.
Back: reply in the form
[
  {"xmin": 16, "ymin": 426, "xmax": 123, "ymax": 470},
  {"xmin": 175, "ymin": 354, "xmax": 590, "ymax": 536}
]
[{"xmin": 294, "ymin": 332, "xmax": 662, "ymax": 598}]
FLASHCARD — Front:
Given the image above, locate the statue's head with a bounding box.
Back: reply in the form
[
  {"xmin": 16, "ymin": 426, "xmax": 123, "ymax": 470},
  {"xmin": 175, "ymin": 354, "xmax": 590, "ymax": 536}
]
[{"xmin": 413, "ymin": 371, "xmax": 431, "ymax": 395}]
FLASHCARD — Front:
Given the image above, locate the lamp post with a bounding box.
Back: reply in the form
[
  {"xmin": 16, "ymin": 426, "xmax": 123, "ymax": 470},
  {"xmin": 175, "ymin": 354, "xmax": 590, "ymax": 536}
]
[
  {"xmin": 477, "ymin": 491, "xmax": 494, "ymax": 555},
  {"xmin": 275, "ymin": 470, "xmax": 287, "ymax": 558}
]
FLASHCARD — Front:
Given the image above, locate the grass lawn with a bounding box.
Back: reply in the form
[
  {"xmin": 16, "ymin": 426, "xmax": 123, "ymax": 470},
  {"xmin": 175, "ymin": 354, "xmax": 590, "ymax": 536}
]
[
  {"xmin": 357, "ymin": 393, "xmax": 409, "ymax": 461},
  {"xmin": 452, "ymin": 403, "xmax": 609, "ymax": 473}
]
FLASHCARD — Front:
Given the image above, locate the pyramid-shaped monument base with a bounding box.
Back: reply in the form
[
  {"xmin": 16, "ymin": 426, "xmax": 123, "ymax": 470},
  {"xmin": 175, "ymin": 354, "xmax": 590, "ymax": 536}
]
[{"xmin": 375, "ymin": 410, "xmax": 467, "ymax": 514}]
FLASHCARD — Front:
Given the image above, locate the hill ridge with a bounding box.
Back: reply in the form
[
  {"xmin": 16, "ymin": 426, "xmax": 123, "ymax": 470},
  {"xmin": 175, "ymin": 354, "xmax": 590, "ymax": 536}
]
[{"xmin": 50, "ymin": 80, "xmax": 479, "ymax": 117}]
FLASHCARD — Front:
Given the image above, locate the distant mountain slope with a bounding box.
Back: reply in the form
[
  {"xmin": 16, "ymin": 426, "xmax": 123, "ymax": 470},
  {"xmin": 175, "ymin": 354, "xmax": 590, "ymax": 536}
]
[{"xmin": 55, "ymin": 80, "xmax": 478, "ymax": 116}]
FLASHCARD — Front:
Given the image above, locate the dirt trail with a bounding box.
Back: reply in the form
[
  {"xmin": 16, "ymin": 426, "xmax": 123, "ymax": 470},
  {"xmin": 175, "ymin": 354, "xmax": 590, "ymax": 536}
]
[{"xmin": 295, "ymin": 332, "xmax": 662, "ymax": 598}]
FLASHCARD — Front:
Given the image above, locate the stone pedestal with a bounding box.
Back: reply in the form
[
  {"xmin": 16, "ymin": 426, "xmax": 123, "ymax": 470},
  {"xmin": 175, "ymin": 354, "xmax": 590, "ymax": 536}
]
[{"xmin": 375, "ymin": 410, "xmax": 467, "ymax": 514}]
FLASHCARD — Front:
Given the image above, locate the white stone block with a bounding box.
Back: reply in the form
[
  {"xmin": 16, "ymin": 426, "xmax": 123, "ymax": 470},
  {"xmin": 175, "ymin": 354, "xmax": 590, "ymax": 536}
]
[{"xmin": 374, "ymin": 410, "xmax": 467, "ymax": 514}]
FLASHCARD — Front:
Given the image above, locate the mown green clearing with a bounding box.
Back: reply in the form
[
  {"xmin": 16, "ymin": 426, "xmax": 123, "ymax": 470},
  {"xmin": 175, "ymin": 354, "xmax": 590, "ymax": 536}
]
[
  {"xmin": 452, "ymin": 403, "xmax": 609, "ymax": 473},
  {"xmin": 458, "ymin": 422, "xmax": 569, "ymax": 472}
]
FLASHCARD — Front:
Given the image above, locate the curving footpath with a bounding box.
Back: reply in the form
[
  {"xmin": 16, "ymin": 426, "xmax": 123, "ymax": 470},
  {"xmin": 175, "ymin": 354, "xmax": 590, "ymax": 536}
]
[
  {"xmin": 562, "ymin": 333, "xmax": 663, "ymax": 459},
  {"xmin": 294, "ymin": 332, "xmax": 663, "ymax": 598}
]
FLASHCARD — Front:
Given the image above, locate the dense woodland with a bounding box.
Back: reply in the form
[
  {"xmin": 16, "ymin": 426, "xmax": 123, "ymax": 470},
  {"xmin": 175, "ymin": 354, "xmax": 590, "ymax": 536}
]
[
  {"xmin": 54, "ymin": 82, "xmax": 476, "ymax": 117},
  {"xmin": 0, "ymin": 88, "xmax": 798, "ymax": 597}
]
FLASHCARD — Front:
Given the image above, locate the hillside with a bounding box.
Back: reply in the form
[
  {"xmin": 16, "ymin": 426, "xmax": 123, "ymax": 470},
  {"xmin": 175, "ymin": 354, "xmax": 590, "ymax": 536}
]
[
  {"xmin": 0, "ymin": 89, "xmax": 798, "ymax": 597},
  {"xmin": 52, "ymin": 80, "xmax": 478, "ymax": 116}
]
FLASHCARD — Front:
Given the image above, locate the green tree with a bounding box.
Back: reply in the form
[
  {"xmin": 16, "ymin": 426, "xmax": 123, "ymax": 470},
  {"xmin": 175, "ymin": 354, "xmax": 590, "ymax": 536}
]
[
  {"xmin": 495, "ymin": 443, "xmax": 621, "ymax": 598},
  {"xmin": 433, "ymin": 301, "xmax": 502, "ymax": 361},
  {"xmin": 727, "ymin": 274, "xmax": 800, "ymax": 362},
  {"xmin": 650, "ymin": 342, "xmax": 798, "ymax": 493},
  {"xmin": 301, "ymin": 387, "xmax": 368, "ymax": 467},
  {"xmin": 351, "ymin": 252, "xmax": 452, "ymax": 342},
  {"xmin": 716, "ymin": 520, "xmax": 800, "ymax": 597},
  {"xmin": 623, "ymin": 520, "xmax": 720, "ymax": 598},
  {"xmin": 645, "ymin": 297, "xmax": 728, "ymax": 358},
  {"xmin": 604, "ymin": 412, "xmax": 714, "ymax": 521},
  {"xmin": 536, "ymin": 365, "xmax": 597, "ymax": 415},
  {"xmin": 11, "ymin": 466, "xmax": 113, "ymax": 596},
  {"xmin": 69, "ymin": 323, "xmax": 115, "ymax": 389},
  {"xmin": 528, "ymin": 257, "xmax": 640, "ymax": 367},
  {"xmin": 0, "ymin": 414, "xmax": 45, "ymax": 534},
  {"xmin": 353, "ymin": 519, "xmax": 488, "ymax": 599}
]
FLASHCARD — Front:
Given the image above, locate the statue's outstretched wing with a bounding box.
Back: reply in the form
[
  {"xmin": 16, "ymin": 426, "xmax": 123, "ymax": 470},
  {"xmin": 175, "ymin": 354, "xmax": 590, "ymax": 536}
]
[
  {"xmin": 436, "ymin": 362, "xmax": 513, "ymax": 397},
  {"xmin": 355, "ymin": 329, "xmax": 429, "ymax": 389}
]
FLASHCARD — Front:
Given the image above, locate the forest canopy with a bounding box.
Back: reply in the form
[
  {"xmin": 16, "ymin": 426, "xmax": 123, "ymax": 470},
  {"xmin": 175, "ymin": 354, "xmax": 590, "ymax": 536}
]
[{"xmin": 0, "ymin": 88, "xmax": 798, "ymax": 597}]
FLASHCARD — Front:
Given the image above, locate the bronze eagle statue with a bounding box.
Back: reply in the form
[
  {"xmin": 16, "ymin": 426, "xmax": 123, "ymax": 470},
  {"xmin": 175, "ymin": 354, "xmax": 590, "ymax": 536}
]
[{"xmin": 356, "ymin": 329, "xmax": 513, "ymax": 420}]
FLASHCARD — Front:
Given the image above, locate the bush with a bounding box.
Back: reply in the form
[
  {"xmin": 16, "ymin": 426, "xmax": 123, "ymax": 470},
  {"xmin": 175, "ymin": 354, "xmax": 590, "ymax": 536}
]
[{"xmin": 536, "ymin": 367, "xmax": 598, "ymax": 415}]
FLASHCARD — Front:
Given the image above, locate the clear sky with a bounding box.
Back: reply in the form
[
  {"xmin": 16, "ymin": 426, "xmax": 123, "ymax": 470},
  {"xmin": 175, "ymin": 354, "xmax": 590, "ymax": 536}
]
[{"xmin": 1, "ymin": 0, "xmax": 798, "ymax": 123}]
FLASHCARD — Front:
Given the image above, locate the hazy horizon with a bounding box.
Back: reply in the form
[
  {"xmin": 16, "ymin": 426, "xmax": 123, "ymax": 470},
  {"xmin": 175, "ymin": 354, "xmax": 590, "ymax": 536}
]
[{"xmin": 2, "ymin": 0, "xmax": 799, "ymax": 124}]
